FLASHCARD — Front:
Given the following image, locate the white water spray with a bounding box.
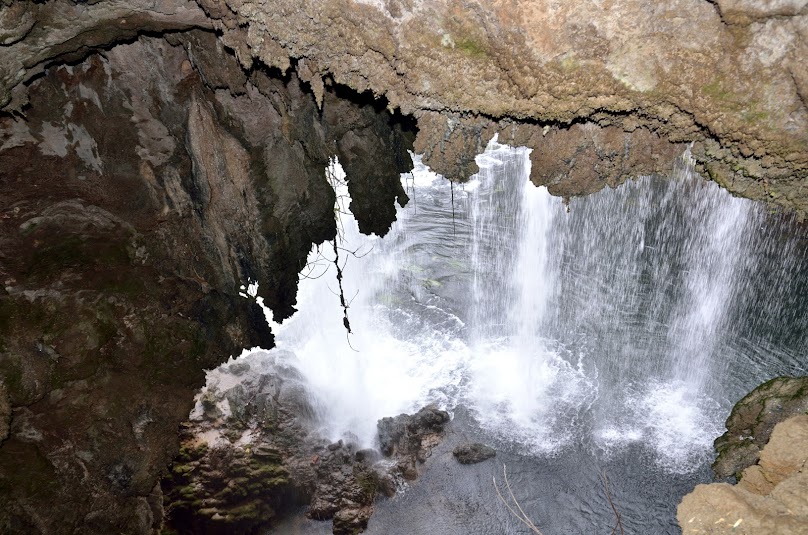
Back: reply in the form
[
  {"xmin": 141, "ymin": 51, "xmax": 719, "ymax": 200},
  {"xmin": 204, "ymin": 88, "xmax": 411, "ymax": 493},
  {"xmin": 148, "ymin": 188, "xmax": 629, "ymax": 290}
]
[{"xmin": 215, "ymin": 140, "xmax": 804, "ymax": 475}]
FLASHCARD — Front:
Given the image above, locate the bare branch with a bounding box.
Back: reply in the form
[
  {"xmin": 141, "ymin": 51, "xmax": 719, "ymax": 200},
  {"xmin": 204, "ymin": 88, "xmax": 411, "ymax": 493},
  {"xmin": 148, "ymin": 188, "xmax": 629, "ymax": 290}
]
[
  {"xmin": 493, "ymin": 465, "xmax": 544, "ymax": 535},
  {"xmin": 601, "ymin": 470, "xmax": 624, "ymax": 535}
]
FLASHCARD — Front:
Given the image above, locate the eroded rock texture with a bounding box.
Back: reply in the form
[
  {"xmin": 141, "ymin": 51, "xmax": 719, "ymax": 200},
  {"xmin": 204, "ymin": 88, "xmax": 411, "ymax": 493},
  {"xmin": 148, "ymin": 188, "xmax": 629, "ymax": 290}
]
[
  {"xmin": 175, "ymin": 0, "xmax": 808, "ymax": 212},
  {"xmin": 678, "ymin": 415, "xmax": 808, "ymax": 535},
  {"xmin": 1, "ymin": 0, "xmax": 807, "ymax": 212},
  {"xmin": 712, "ymin": 376, "xmax": 808, "ymax": 480},
  {"xmin": 160, "ymin": 350, "xmax": 450, "ymax": 534},
  {"xmin": 2, "ymin": 1, "xmax": 808, "ymax": 533},
  {"xmin": 0, "ymin": 29, "xmax": 412, "ymax": 533}
]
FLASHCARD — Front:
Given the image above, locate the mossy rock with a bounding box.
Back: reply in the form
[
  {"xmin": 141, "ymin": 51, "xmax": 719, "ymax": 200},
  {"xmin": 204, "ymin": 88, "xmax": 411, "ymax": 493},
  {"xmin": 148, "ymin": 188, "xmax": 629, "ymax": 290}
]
[
  {"xmin": 353, "ymin": 469, "xmax": 379, "ymax": 503},
  {"xmin": 163, "ymin": 443, "xmax": 292, "ymax": 534},
  {"xmin": 712, "ymin": 376, "xmax": 808, "ymax": 479}
]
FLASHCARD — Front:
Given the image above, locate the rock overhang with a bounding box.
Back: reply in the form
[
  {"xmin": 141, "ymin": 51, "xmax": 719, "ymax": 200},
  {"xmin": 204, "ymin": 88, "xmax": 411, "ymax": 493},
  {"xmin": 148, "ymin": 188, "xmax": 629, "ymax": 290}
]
[{"xmin": 1, "ymin": 0, "xmax": 807, "ymax": 215}]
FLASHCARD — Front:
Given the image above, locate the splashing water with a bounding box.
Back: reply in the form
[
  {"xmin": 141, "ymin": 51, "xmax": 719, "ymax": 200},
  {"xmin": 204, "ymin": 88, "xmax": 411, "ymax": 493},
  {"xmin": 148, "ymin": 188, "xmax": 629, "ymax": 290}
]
[{"xmin": 230, "ymin": 139, "xmax": 807, "ymax": 475}]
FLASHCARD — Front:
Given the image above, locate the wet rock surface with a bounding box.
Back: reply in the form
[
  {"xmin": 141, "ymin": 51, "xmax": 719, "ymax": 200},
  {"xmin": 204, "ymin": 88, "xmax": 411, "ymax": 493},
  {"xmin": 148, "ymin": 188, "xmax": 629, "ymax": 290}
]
[
  {"xmin": 197, "ymin": 0, "xmax": 807, "ymax": 213},
  {"xmin": 678, "ymin": 414, "xmax": 808, "ymax": 535},
  {"xmin": 1, "ymin": 1, "xmax": 807, "ymax": 533},
  {"xmin": 1, "ymin": 0, "xmax": 807, "ymax": 212},
  {"xmin": 452, "ymin": 443, "xmax": 496, "ymax": 465},
  {"xmin": 712, "ymin": 376, "xmax": 808, "ymax": 480},
  {"xmin": 0, "ymin": 29, "xmax": 413, "ymax": 534},
  {"xmin": 160, "ymin": 352, "xmax": 450, "ymax": 534}
]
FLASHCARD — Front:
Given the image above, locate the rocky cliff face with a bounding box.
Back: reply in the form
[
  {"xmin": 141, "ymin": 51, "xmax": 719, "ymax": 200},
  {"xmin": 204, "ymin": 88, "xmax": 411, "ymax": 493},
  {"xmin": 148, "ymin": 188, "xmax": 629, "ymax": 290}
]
[
  {"xmin": 1, "ymin": 1, "xmax": 807, "ymax": 533},
  {"xmin": 712, "ymin": 376, "xmax": 808, "ymax": 480},
  {"xmin": 159, "ymin": 349, "xmax": 450, "ymax": 534},
  {"xmin": 677, "ymin": 378, "xmax": 808, "ymax": 534},
  {"xmin": 2, "ymin": 0, "xmax": 807, "ymax": 212},
  {"xmin": 0, "ymin": 28, "xmax": 412, "ymax": 533}
]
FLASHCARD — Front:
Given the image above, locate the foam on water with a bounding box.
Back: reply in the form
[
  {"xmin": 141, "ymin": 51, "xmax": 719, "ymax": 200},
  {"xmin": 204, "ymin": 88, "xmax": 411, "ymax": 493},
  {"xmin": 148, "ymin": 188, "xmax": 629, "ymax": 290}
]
[
  {"xmin": 593, "ymin": 380, "xmax": 724, "ymax": 473},
  {"xmin": 222, "ymin": 140, "xmax": 806, "ymax": 474}
]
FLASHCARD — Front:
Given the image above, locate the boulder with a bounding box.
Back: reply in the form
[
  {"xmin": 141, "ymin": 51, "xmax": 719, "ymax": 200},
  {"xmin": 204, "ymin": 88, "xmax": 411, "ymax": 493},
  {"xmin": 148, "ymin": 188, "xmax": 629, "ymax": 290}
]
[
  {"xmin": 163, "ymin": 350, "xmax": 450, "ymax": 534},
  {"xmin": 678, "ymin": 415, "xmax": 808, "ymax": 535},
  {"xmin": 377, "ymin": 406, "xmax": 450, "ymax": 462},
  {"xmin": 333, "ymin": 505, "xmax": 373, "ymax": 535},
  {"xmin": 453, "ymin": 443, "xmax": 496, "ymax": 465},
  {"xmin": 713, "ymin": 376, "xmax": 808, "ymax": 480}
]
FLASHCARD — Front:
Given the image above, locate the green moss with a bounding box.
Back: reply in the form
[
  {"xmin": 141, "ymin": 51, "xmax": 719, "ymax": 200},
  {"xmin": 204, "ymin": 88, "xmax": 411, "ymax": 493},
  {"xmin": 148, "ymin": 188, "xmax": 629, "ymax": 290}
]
[
  {"xmin": 742, "ymin": 108, "xmax": 769, "ymax": 124},
  {"xmin": 171, "ymin": 464, "xmax": 195, "ymax": 477},
  {"xmin": 179, "ymin": 485, "xmax": 198, "ymax": 499},
  {"xmin": 559, "ymin": 56, "xmax": 580, "ymax": 71},
  {"xmin": 354, "ymin": 468, "xmax": 379, "ymax": 502},
  {"xmin": 702, "ymin": 79, "xmax": 735, "ymax": 101},
  {"xmin": 454, "ymin": 36, "xmax": 488, "ymax": 58},
  {"xmin": 228, "ymin": 500, "xmax": 263, "ymax": 521},
  {"xmin": 177, "ymin": 442, "xmax": 208, "ymax": 463},
  {"xmin": 250, "ymin": 464, "xmax": 286, "ymax": 479}
]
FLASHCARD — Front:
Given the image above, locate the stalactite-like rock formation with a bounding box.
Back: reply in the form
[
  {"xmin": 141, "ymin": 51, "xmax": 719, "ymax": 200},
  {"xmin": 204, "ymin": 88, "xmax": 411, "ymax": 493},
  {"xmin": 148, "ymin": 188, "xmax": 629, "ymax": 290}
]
[
  {"xmin": 3, "ymin": 0, "xmax": 807, "ymax": 212},
  {"xmin": 0, "ymin": 29, "xmax": 412, "ymax": 533},
  {"xmin": 1, "ymin": 0, "xmax": 807, "ymax": 533}
]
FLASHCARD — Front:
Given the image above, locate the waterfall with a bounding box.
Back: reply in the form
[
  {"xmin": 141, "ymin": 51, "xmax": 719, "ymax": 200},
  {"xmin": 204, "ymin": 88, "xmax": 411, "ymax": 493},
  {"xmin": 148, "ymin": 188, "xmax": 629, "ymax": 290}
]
[
  {"xmin": 464, "ymin": 139, "xmax": 594, "ymax": 452},
  {"xmin": 229, "ymin": 139, "xmax": 806, "ymax": 475}
]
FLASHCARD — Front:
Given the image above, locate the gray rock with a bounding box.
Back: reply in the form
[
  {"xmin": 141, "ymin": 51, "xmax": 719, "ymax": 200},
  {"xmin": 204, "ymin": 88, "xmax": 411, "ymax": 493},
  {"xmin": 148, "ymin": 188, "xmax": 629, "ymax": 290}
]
[
  {"xmin": 453, "ymin": 443, "xmax": 496, "ymax": 464},
  {"xmin": 227, "ymin": 360, "xmax": 250, "ymax": 375},
  {"xmin": 377, "ymin": 406, "xmax": 450, "ymax": 458}
]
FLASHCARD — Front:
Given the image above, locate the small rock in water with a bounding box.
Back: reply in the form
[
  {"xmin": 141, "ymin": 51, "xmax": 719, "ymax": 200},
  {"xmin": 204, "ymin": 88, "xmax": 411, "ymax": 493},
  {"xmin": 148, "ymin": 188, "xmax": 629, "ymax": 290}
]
[{"xmin": 453, "ymin": 443, "xmax": 496, "ymax": 464}]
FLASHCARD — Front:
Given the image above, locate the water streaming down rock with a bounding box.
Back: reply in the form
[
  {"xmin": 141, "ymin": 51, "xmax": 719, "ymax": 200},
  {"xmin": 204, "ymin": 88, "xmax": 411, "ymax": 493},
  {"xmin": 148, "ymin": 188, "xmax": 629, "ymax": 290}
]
[
  {"xmin": 464, "ymin": 141, "xmax": 595, "ymax": 453},
  {"xmin": 231, "ymin": 138, "xmax": 806, "ymax": 478}
]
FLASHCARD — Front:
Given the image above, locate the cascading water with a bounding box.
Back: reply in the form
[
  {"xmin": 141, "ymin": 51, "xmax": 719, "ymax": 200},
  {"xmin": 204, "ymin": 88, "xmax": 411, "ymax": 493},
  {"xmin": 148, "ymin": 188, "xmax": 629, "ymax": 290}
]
[
  {"xmin": 227, "ymin": 138, "xmax": 806, "ymax": 533},
  {"xmin": 464, "ymin": 143, "xmax": 595, "ymax": 453}
]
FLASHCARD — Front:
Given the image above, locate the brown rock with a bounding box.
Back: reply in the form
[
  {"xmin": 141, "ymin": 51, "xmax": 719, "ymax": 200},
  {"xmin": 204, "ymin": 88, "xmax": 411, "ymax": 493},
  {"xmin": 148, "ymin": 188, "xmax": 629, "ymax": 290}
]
[
  {"xmin": 2, "ymin": 0, "xmax": 807, "ymax": 212},
  {"xmin": 0, "ymin": 383, "xmax": 9, "ymax": 443},
  {"xmin": 678, "ymin": 415, "xmax": 808, "ymax": 535},
  {"xmin": 713, "ymin": 376, "xmax": 808, "ymax": 480},
  {"xmin": 0, "ymin": 28, "xmax": 413, "ymax": 533}
]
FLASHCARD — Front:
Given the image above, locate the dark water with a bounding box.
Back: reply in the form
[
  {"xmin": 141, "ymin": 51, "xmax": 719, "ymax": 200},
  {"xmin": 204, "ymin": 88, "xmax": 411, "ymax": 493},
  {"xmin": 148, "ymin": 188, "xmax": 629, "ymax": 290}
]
[{"xmin": 256, "ymin": 141, "xmax": 808, "ymax": 534}]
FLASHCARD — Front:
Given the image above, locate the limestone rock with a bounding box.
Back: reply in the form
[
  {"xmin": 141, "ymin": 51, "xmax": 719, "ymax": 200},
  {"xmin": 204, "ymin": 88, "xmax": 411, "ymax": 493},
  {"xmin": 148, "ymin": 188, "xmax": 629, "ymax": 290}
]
[
  {"xmin": 196, "ymin": 0, "xmax": 808, "ymax": 213},
  {"xmin": 713, "ymin": 376, "xmax": 808, "ymax": 480},
  {"xmin": 1, "ymin": 0, "xmax": 807, "ymax": 212},
  {"xmin": 453, "ymin": 443, "xmax": 496, "ymax": 465},
  {"xmin": 678, "ymin": 415, "xmax": 808, "ymax": 535}
]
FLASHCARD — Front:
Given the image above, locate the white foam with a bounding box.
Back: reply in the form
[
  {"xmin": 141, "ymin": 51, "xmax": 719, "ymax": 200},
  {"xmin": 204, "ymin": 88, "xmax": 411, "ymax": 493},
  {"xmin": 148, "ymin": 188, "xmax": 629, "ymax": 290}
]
[{"xmin": 214, "ymin": 144, "xmax": 751, "ymax": 475}]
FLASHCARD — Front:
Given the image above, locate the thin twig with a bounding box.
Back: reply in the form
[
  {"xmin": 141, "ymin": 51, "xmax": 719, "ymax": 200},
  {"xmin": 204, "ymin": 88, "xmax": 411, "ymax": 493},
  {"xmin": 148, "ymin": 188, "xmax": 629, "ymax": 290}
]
[
  {"xmin": 505, "ymin": 467, "xmax": 538, "ymax": 532},
  {"xmin": 493, "ymin": 465, "xmax": 544, "ymax": 535},
  {"xmin": 601, "ymin": 470, "xmax": 624, "ymax": 535},
  {"xmin": 450, "ymin": 180, "xmax": 456, "ymax": 237}
]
